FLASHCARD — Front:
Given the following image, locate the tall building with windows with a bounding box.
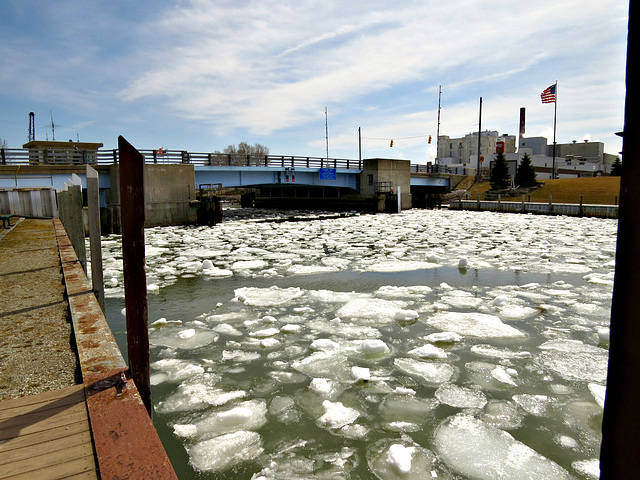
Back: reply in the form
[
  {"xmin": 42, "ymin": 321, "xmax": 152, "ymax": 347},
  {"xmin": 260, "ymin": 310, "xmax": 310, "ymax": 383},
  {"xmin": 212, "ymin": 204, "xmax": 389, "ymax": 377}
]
[{"xmin": 437, "ymin": 131, "xmax": 516, "ymax": 164}]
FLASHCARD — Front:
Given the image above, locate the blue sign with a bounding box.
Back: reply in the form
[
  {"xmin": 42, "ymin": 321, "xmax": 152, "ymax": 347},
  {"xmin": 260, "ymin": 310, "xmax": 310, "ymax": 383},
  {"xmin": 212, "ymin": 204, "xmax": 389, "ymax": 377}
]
[{"xmin": 319, "ymin": 168, "xmax": 337, "ymax": 180}]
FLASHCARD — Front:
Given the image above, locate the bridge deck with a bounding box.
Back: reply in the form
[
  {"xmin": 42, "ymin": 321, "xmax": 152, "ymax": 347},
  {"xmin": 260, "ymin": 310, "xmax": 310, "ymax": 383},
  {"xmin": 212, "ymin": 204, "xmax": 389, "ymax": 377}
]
[{"xmin": 0, "ymin": 384, "xmax": 98, "ymax": 480}]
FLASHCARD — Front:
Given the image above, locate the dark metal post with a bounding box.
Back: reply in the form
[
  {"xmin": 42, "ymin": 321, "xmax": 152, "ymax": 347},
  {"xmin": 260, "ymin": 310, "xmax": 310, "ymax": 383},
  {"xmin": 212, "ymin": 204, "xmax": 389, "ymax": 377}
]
[
  {"xmin": 601, "ymin": 2, "xmax": 640, "ymax": 478},
  {"xmin": 118, "ymin": 135, "xmax": 152, "ymax": 416}
]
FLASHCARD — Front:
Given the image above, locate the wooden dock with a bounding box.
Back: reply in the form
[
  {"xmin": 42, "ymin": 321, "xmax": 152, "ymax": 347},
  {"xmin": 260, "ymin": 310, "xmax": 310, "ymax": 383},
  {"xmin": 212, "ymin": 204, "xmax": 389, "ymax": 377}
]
[{"xmin": 0, "ymin": 384, "xmax": 98, "ymax": 479}]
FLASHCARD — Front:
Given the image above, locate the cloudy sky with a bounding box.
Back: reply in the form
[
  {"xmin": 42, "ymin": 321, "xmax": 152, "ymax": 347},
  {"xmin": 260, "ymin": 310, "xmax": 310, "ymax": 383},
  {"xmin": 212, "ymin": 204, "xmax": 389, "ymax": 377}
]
[{"xmin": 0, "ymin": 0, "xmax": 629, "ymax": 163}]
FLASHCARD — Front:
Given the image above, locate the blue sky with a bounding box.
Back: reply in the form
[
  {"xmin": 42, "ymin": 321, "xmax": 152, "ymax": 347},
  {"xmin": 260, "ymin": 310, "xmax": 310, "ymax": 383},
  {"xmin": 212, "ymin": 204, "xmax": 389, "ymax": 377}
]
[{"xmin": 0, "ymin": 0, "xmax": 628, "ymax": 163}]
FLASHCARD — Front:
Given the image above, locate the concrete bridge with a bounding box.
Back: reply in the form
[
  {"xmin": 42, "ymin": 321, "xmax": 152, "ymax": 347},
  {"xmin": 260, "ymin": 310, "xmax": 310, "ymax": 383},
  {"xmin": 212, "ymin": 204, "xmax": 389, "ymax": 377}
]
[{"xmin": 1, "ymin": 146, "xmax": 469, "ymax": 229}]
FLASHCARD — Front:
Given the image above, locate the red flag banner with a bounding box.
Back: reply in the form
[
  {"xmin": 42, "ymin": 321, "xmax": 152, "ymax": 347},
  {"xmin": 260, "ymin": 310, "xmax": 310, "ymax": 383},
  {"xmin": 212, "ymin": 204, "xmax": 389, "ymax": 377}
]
[{"xmin": 541, "ymin": 84, "xmax": 556, "ymax": 104}]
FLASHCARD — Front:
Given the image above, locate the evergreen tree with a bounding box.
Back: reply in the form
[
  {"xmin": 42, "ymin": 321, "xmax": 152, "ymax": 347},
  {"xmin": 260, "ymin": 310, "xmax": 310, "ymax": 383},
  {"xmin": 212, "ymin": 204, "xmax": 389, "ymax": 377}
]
[
  {"xmin": 610, "ymin": 156, "xmax": 622, "ymax": 176},
  {"xmin": 514, "ymin": 152, "xmax": 537, "ymax": 188},
  {"xmin": 490, "ymin": 151, "xmax": 511, "ymax": 190}
]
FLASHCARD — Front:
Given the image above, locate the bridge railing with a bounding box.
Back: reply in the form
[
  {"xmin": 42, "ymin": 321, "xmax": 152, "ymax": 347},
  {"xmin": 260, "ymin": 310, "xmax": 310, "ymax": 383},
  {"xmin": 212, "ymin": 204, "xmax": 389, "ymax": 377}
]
[{"xmin": 1, "ymin": 147, "xmax": 469, "ymax": 175}]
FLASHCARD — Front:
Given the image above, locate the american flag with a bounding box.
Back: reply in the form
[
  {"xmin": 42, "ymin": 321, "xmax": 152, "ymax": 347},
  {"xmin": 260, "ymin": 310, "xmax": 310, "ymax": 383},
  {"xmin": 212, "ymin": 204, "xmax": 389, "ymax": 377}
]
[{"xmin": 541, "ymin": 84, "xmax": 556, "ymax": 103}]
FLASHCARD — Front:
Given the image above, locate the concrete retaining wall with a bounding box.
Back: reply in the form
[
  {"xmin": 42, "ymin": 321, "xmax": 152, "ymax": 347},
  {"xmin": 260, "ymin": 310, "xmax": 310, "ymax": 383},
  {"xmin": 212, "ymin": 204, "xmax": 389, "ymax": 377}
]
[{"xmin": 449, "ymin": 199, "xmax": 618, "ymax": 219}]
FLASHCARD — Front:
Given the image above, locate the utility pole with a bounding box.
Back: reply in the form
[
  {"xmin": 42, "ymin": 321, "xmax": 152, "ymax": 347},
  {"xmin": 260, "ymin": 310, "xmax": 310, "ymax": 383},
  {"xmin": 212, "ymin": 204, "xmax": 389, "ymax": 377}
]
[
  {"xmin": 325, "ymin": 107, "xmax": 329, "ymax": 160},
  {"xmin": 477, "ymin": 97, "xmax": 482, "ymax": 179},
  {"xmin": 358, "ymin": 127, "xmax": 362, "ymax": 163},
  {"xmin": 436, "ymin": 86, "xmax": 442, "ymax": 164}
]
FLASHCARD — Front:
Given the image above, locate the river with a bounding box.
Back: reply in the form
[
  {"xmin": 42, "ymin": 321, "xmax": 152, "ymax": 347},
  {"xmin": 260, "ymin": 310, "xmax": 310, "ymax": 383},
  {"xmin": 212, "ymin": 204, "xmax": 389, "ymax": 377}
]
[{"xmin": 99, "ymin": 208, "xmax": 616, "ymax": 479}]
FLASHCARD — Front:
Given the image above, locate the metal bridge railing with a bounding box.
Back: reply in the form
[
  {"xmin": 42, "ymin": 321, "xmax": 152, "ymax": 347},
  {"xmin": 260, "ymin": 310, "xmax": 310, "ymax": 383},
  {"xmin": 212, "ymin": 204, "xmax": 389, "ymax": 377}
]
[{"xmin": 1, "ymin": 148, "xmax": 469, "ymax": 175}]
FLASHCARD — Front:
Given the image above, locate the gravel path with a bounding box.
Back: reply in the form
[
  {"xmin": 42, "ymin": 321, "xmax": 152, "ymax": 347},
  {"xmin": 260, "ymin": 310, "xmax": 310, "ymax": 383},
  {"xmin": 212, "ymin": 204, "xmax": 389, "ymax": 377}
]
[{"xmin": 0, "ymin": 218, "xmax": 79, "ymax": 400}]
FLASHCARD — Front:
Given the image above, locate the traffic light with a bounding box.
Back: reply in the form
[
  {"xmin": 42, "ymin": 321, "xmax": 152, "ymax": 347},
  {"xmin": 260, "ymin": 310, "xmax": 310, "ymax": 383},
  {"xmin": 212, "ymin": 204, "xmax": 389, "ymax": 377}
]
[
  {"xmin": 428, "ymin": 136, "xmax": 432, "ymax": 144},
  {"xmin": 390, "ymin": 140, "xmax": 394, "ymax": 147}
]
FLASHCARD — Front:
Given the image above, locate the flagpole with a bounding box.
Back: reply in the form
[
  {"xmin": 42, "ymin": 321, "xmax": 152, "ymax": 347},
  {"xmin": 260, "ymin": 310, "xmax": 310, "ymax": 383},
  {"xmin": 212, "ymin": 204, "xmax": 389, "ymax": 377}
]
[{"xmin": 552, "ymin": 81, "xmax": 557, "ymax": 179}]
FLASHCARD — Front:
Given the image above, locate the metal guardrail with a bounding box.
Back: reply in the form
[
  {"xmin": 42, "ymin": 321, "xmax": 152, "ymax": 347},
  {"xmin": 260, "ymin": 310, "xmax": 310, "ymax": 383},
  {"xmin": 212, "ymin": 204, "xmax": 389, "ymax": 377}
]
[{"xmin": 0, "ymin": 148, "xmax": 470, "ymax": 175}]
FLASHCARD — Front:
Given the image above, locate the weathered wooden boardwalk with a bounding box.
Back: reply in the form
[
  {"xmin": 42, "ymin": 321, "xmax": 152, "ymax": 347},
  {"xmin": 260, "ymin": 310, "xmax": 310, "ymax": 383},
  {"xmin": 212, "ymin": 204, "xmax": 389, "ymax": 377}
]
[
  {"xmin": 0, "ymin": 385, "xmax": 98, "ymax": 479},
  {"xmin": 0, "ymin": 218, "xmax": 177, "ymax": 480}
]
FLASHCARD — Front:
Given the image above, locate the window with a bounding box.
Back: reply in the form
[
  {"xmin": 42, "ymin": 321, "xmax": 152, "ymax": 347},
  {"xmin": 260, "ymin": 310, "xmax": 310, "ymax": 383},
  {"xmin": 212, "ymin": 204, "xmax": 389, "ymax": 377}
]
[{"xmin": 368, "ymin": 174, "xmax": 374, "ymax": 186}]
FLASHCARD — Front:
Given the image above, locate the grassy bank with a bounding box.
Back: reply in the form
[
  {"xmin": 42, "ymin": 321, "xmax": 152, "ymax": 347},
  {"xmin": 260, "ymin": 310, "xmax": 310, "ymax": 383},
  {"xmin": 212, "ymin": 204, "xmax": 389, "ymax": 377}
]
[{"xmin": 465, "ymin": 176, "xmax": 621, "ymax": 205}]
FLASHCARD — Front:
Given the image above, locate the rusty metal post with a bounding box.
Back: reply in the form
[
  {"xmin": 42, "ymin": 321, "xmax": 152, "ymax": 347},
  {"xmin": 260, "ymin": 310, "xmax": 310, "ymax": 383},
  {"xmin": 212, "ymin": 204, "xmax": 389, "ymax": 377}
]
[
  {"xmin": 118, "ymin": 136, "xmax": 152, "ymax": 416},
  {"xmin": 600, "ymin": 2, "xmax": 639, "ymax": 478},
  {"xmin": 86, "ymin": 165, "xmax": 105, "ymax": 312}
]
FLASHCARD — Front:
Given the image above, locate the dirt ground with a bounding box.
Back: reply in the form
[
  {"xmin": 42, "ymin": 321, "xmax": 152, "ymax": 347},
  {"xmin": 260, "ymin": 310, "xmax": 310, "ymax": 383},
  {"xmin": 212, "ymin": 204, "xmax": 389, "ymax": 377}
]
[{"xmin": 0, "ymin": 218, "xmax": 79, "ymax": 400}]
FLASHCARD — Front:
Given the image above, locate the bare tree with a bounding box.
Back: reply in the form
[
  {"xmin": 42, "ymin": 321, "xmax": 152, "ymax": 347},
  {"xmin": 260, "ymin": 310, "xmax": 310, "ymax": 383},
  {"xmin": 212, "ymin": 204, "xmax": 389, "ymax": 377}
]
[
  {"xmin": 0, "ymin": 138, "xmax": 7, "ymax": 149},
  {"xmin": 217, "ymin": 142, "xmax": 269, "ymax": 165}
]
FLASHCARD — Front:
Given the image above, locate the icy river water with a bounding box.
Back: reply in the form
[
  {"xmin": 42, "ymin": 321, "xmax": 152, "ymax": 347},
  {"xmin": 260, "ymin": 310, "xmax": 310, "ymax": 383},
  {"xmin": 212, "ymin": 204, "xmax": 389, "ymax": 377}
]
[{"xmin": 99, "ymin": 208, "xmax": 616, "ymax": 480}]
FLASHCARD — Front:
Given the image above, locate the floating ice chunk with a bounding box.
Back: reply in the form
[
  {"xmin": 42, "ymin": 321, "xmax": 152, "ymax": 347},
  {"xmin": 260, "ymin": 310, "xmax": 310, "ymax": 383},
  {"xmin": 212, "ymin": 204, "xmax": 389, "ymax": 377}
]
[
  {"xmin": 358, "ymin": 339, "xmax": 389, "ymax": 355},
  {"xmin": 250, "ymin": 328, "xmax": 279, "ymax": 338},
  {"xmin": 481, "ymin": 401, "xmax": 524, "ymax": 430},
  {"xmin": 458, "ymin": 257, "xmax": 469, "ymax": 269},
  {"xmin": 317, "ymin": 400, "xmax": 360, "ymax": 429},
  {"xmin": 408, "ymin": 344, "xmax": 447, "ymax": 359},
  {"xmin": 196, "ymin": 399, "xmax": 267, "ymax": 436},
  {"xmin": 107, "ymin": 277, "xmax": 119, "ymax": 287},
  {"xmin": 286, "ymin": 264, "xmax": 339, "ymax": 275},
  {"xmin": 157, "ymin": 382, "xmax": 246, "ymax": 413},
  {"xmin": 588, "ymin": 383, "xmax": 606, "ymax": 408},
  {"xmin": 368, "ymin": 441, "xmax": 437, "ymax": 479},
  {"xmin": 307, "ymin": 318, "xmax": 382, "ymax": 339},
  {"xmin": 537, "ymin": 339, "xmax": 608, "ymax": 383},
  {"xmin": 491, "ymin": 365, "xmax": 517, "ymax": 386},
  {"xmin": 394, "ymin": 358, "xmax": 456, "ymax": 384},
  {"xmin": 499, "ymin": 304, "xmax": 540, "ymax": 320},
  {"xmin": 434, "ymin": 414, "xmax": 573, "ymax": 479},
  {"xmin": 597, "ymin": 327, "xmax": 610, "ymax": 343},
  {"xmin": 280, "ymin": 324, "xmax": 302, "ymax": 333},
  {"xmin": 150, "ymin": 327, "xmax": 218, "ymax": 349},
  {"xmin": 492, "ymin": 295, "xmax": 509, "ymax": 306},
  {"xmin": 425, "ymin": 331, "xmax": 462, "ymax": 343},
  {"xmin": 235, "ymin": 286, "xmax": 303, "ymax": 306},
  {"xmin": 178, "ymin": 329, "xmax": 196, "ymax": 339},
  {"xmin": 147, "ymin": 283, "xmax": 160, "ymax": 292},
  {"xmin": 212, "ymin": 323, "xmax": 243, "ymax": 337},
  {"xmin": 435, "ymin": 383, "xmax": 487, "ymax": 409},
  {"xmin": 310, "ymin": 338, "xmax": 340, "ymax": 351},
  {"xmin": 260, "ymin": 338, "xmax": 280, "ymax": 348},
  {"xmin": 394, "ymin": 309, "xmax": 419, "ymax": 322},
  {"xmin": 188, "ymin": 431, "xmax": 263, "ymax": 472},
  {"xmin": 351, "ymin": 366, "xmax": 370, "ymax": 381},
  {"xmin": 471, "ymin": 344, "xmax": 531, "ymax": 359},
  {"xmin": 201, "ymin": 261, "xmax": 233, "ymax": 277},
  {"xmin": 441, "ymin": 291, "xmax": 483, "ymax": 309},
  {"xmin": 222, "ymin": 350, "xmax": 261, "ymax": 362},
  {"xmin": 293, "ymin": 351, "xmax": 351, "ymax": 381},
  {"xmin": 375, "ymin": 285, "xmax": 433, "ymax": 298},
  {"xmin": 572, "ymin": 459, "xmax": 600, "ymax": 479},
  {"xmin": 337, "ymin": 298, "xmax": 408, "ymax": 323},
  {"xmin": 309, "ymin": 378, "xmax": 336, "ymax": 395},
  {"xmin": 513, "ymin": 394, "xmax": 553, "ymax": 417},
  {"xmin": 173, "ymin": 424, "xmax": 197, "ymax": 438},
  {"xmin": 232, "ymin": 260, "xmax": 268, "ymax": 270},
  {"xmin": 387, "ymin": 444, "xmax": 414, "ymax": 474},
  {"xmin": 151, "ymin": 359, "xmax": 205, "ymax": 382},
  {"xmin": 364, "ymin": 260, "xmax": 441, "ymax": 272},
  {"xmin": 427, "ymin": 312, "xmax": 525, "ymax": 338}
]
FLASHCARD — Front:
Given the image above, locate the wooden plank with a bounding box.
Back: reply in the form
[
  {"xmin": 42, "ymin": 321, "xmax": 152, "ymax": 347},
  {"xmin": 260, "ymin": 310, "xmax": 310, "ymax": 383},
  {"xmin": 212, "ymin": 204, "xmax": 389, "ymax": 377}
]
[
  {"xmin": 0, "ymin": 429, "xmax": 92, "ymax": 465},
  {"xmin": 0, "ymin": 385, "xmax": 98, "ymax": 480},
  {"xmin": 0, "ymin": 389, "xmax": 86, "ymax": 423},
  {"xmin": 0, "ymin": 419, "xmax": 88, "ymax": 453},
  {"xmin": 0, "ymin": 403, "xmax": 87, "ymax": 437},
  {"xmin": 3, "ymin": 456, "xmax": 97, "ymax": 480},
  {"xmin": 0, "ymin": 442, "xmax": 95, "ymax": 478},
  {"xmin": 0, "ymin": 385, "xmax": 84, "ymax": 412}
]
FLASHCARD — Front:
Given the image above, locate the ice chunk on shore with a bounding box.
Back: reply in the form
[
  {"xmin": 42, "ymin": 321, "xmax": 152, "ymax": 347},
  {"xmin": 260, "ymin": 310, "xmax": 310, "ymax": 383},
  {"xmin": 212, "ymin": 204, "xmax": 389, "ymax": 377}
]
[
  {"xmin": 426, "ymin": 312, "xmax": 525, "ymax": 338},
  {"xmin": 435, "ymin": 414, "xmax": 573, "ymax": 479},
  {"xmin": 188, "ymin": 431, "xmax": 263, "ymax": 472}
]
